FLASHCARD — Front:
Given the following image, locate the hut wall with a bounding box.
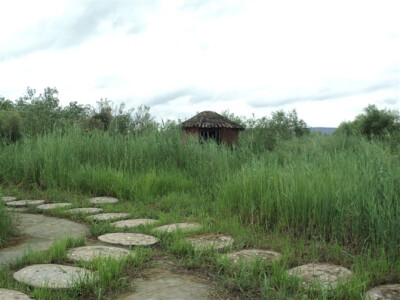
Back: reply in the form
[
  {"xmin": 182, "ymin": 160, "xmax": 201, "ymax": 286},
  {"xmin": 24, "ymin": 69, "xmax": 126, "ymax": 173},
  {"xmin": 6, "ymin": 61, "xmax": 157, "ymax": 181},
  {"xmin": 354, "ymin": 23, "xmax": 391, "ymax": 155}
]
[{"xmin": 220, "ymin": 128, "xmax": 239, "ymax": 147}]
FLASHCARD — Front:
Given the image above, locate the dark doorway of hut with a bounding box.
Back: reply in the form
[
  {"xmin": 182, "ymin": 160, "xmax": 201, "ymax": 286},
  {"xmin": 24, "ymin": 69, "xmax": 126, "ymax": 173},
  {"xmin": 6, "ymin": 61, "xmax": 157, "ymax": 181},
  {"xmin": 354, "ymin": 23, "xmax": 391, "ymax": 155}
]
[{"xmin": 199, "ymin": 128, "xmax": 221, "ymax": 144}]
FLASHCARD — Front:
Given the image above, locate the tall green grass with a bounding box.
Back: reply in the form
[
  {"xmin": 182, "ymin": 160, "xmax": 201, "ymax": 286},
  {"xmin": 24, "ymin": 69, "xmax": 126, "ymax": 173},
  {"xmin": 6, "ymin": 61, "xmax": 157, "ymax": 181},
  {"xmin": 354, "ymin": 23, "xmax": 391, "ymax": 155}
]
[
  {"xmin": 0, "ymin": 128, "xmax": 399, "ymax": 256},
  {"xmin": 0, "ymin": 190, "xmax": 17, "ymax": 247}
]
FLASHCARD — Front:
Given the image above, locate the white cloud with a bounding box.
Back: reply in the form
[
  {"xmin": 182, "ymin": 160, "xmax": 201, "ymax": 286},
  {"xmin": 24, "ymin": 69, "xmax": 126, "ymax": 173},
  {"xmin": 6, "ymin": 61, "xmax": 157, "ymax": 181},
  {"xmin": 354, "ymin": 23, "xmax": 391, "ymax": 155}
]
[{"xmin": 0, "ymin": 0, "xmax": 399, "ymax": 127}]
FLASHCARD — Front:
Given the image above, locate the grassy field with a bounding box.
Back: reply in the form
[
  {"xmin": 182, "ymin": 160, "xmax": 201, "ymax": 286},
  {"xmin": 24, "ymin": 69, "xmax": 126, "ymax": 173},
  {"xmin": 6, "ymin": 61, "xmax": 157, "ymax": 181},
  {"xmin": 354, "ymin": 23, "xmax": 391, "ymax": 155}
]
[{"xmin": 1, "ymin": 128, "xmax": 400, "ymax": 298}]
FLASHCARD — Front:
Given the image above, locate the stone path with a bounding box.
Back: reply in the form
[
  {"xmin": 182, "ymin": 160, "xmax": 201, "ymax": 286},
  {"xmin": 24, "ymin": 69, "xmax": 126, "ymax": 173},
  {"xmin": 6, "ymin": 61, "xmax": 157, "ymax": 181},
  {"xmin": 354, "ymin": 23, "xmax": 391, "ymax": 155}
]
[
  {"xmin": 0, "ymin": 288, "xmax": 32, "ymax": 299},
  {"xmin": 0, "ymin": 213, "xmax": 88, "ymax": 265},
  {"xmin": 2, "ymin": 195, "xmax": 390, "ymax": 299},
  {"xmin": 14, "ymin": 264, "xmax": 95, "ymax": 288},
  {"xmin": 119, "ymin": 258, "xmax": 213, "ymax": 300}
]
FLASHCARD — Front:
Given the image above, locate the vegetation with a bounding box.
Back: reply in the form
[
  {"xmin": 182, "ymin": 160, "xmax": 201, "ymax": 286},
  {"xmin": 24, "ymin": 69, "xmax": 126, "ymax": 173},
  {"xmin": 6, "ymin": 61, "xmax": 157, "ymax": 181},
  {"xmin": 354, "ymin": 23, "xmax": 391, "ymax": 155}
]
[
  {"xmin": 0, "ymin": 190, "xmax": 17, "ymax": 248},
  {"xmin": 1, "ymin": 88, "xmax": 400, "ymax": 298}
]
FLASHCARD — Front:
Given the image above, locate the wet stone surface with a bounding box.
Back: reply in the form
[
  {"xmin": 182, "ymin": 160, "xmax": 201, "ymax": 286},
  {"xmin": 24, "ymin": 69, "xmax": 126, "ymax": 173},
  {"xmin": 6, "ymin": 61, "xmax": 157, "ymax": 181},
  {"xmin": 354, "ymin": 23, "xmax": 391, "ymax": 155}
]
[
  {"xmin": 89, "ymin": 196, "xmax": 119, "ymax": 204},
  {"xmin": 6, "ymin": 200, "xmax": 45, "ymax": 207},
  {"xmin": 223, "ymin": 249, "xmax": 282, "ymax": 264},
  {"xmin": 0, "ymin": 214, "xmax": 88, "ymax": 265},
  {"xmin": 154, "ymin": 222, "xmax": 202, "ymax": 233},
  {"xmin": 112, "ymin": 218, "xmax": 158, "ymax": 229},
  {"xmin": 366, "ymin": 284, "xmax": 400, "ymax": 299},
  {"xmin": 1, "ymin": 196, "xmax": 17, "ymax": 202},
  {"xmin": 36, "ymin": 203, "xmax": 72, "ymax": 210},
  {"xmin": 0, "ymin": 288, "xmax": 32, "ymax": 300},
  {"xmin": 98, "ymin": 233, "xmax": 159, "ymax": 246},
  {"xmin": 67, "ymin": 245, "xmax": 132, "ymax": 262},
  {"xmin": 66, "ymin": 207, "xmax": 103, "ymax": 214},
  {"xmin": 14, "ymin": 264, "xmax": 94, "ymax": 288},
  {"xmin": 186, "ymin": 234, "xmax": 234, "ymax": 250},
  {"xmin": 87, "ymin": 213, "xmax": 130, "ymax": 222},
  {"xmin": 287, "ymin": 263, "xmax": 353, "ymax": 288}
]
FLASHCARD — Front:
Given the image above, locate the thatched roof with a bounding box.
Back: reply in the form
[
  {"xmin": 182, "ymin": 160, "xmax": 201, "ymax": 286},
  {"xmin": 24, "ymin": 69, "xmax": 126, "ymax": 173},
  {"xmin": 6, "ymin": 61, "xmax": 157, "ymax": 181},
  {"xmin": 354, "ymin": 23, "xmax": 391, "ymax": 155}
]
[{"xmin": 181, "ymin": 111, "xmax": 245, "ymax": 130}]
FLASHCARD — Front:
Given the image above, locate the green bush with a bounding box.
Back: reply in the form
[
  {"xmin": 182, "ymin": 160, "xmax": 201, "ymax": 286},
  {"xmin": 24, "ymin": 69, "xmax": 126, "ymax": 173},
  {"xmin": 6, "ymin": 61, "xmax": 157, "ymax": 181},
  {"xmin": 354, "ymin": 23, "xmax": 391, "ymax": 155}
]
[{"xmin": 0, "ymin": 111, "xmax": 23, "ymax": 144}]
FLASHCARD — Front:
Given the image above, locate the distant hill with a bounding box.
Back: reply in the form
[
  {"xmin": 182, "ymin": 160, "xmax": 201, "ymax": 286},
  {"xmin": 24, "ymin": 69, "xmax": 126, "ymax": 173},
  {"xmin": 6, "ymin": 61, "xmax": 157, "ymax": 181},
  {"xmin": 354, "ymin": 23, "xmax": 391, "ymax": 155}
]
[{"xmin": 309, "ymin": 127, "xmax": 337, "ymax": 135}]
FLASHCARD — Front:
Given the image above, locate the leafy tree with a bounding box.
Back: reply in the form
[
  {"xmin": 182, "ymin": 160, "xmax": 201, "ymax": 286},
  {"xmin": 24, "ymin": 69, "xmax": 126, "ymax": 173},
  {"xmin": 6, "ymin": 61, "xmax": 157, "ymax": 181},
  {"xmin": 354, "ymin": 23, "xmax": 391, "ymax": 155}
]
[{"xmin": 336, "ymin": 104, "xmax": 400, "ymax": 139}]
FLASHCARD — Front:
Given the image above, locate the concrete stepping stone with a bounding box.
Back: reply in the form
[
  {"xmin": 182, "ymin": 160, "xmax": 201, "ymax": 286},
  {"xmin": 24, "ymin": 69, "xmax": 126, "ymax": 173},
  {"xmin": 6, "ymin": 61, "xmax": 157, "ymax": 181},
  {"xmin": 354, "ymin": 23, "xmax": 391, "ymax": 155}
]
[
  {"xmin": 1, "ymin": 196, "xmax": 17, "ymax": 202},
  {"xmin": 120, "ymin": 273, "xmax": 210, "ymax": 300},
  {"xmin": 14, "ymin": 264, "xmax": 94, "ymax": 288},
  {"xmin": 287, "ymin": 263, "xmax": 353, "ymax": 288},
  {"xmin": 186, "ymin": 234, "xmax": 234, "ymax": 250},
  {"xmin": 366, "ymin": 284, "xmax": 400, "ymax": 299},
  {"xmin": 0, "ymin": 214, "xmax": 88, "ymax": 265},
  {"xmin": 112, "ymin": 218, "xmax": 158, "ymax": 229},
  {"xmin": 6, "ymin": 200, "xmax": 45, "ymax": 207},
  {"xmin": 154, "ymin": 222, "xmax": 202, "ymax": 233},
  {"xmin": 89, "ymin": 196, "xmax": 119, "ymax": 204},
  {"xmin": 223, "ymin": 249, "xmax": 282, "ymax": 264},
  {"xmin": 36, "ymin": 203, "xmax": 72, "ymax": 210},
  {"xmin": 87, "ymin": 212, "xmax": 129, "ymax": 221},
  {"xmin": 98, "ymin": 233, "xmax": 158, "ymax": 246},
  {"xmin": 66, "ymin": 207, "xmax": 103, "ymax": 214},
  {"xmin": 67, "ymin": 245, "xmax": 132, "ymax": 262},
  {"xmin": 0, "ymin": 288, "xmax": 32, "ymax": 299}
]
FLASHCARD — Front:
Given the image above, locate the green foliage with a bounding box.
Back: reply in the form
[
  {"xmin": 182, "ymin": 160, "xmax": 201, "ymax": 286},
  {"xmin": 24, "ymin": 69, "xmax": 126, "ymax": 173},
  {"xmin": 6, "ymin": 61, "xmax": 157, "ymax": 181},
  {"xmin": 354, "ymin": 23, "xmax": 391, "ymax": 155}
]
[
  {"xmin": 0, "ymin": 190, "xmax": 17, "ymax": 247},
  {"xmin": 336, "ymin": 104, "xmax": 400, "ymax": 140},
  {"xmin": 0, "ymin": 110, "xmax": 23, "ymax": 144}
]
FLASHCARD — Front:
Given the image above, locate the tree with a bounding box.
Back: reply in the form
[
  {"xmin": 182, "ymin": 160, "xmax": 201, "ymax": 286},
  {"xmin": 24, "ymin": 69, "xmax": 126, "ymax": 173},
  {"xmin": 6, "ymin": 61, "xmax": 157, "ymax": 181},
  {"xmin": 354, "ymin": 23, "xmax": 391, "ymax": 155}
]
[{"xmin": 336, "ymin": 104, "xmax": 400, "ymax": 139}]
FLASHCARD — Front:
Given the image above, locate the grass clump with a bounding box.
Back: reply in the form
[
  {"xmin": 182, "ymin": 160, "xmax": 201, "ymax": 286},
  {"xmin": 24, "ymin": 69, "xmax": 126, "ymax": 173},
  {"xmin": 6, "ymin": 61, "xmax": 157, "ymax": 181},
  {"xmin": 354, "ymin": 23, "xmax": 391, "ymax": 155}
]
[{"xmin": 0, "ymin": 191, "xmax": 17, "ymax": 248}]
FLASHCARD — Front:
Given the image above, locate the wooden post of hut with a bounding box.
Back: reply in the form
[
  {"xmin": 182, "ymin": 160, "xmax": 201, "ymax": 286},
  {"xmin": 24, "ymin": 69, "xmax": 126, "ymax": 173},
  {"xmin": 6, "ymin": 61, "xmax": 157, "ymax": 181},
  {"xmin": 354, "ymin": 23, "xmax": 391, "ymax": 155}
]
[{"xmin": 181, "ymin": 111, "xmax": 245, "ymax": 147}]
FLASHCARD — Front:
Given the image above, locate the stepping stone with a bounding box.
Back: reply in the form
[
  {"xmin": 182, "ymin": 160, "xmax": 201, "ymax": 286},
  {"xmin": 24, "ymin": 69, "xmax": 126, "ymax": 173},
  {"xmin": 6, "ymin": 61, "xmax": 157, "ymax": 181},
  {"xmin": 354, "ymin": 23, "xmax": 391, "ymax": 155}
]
[
  {"xmin": 66, "ymin": 207, "xmax": 103, "ymax": 214},
  {"xmin": 366, "ymin": 284, "xmax": 400, "ymax": 299},
  {"xmin": 89, "ymin": 196, "xmax": 119, "ymax": 204},
  {"xmin": 13, "ymin": 264, "xmax": 94, "ymax": 288},
  {"xmin": 98, "ymin": 233, "xmax": 158, "ymax": 246},
  {"xmin": 287, "ymin": 263, "xmax": 353, "ymax": 288},
  {"xmin": 36, "ymin": 203, "xmax": 72, "ymax": 210},
  {"xmin": 121, "ymin": 273, "xmax": 210, "ymax": 300},
  {"xmin": 223, "ymin": 249, "xmax": 282, "ymax": 264},
  {"xmin": 0, "ymin": 214, "xmax": 88, "ymax": 265},
  {"xmin": 6, "ymin": 200, "xmax": 45, "ymax": 207},
  {"xmin": 186, "ymin": 234, "xmax": 234, "ymax": 250},
  {"xmin": 0, "ymin": 288, "xmax": 32, "ymax": 299},
  {"xmin": 112, "ymin": 218, "xmax": 158, "ymax": 228},
  {"xmin": 66, "ymin": 245, "xmax": 132, "ymax": 262},
  {"xmin": 154, "ymin": 222, "xmax": 202, "ymax": 233},
  {"xmin": 87, "ymin": 213, "xmax": 129, "ymax": 221},
  {"xmin": 1, "ymin": 196, "xmax": 17, "ymax": 202}
]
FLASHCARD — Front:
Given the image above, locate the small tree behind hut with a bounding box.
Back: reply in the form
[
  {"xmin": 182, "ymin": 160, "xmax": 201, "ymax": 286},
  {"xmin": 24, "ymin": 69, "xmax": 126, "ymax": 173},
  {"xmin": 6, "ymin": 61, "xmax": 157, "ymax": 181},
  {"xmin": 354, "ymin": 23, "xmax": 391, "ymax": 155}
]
[{"xmin": 181, "ymin": 111, "xmax": 245, "ymax": 147}]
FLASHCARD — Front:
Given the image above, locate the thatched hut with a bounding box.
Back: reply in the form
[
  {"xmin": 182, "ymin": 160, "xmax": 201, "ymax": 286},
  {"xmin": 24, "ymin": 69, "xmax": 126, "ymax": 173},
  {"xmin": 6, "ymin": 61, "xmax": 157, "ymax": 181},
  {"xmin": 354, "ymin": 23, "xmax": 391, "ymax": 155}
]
[{"xmin": 181, "ymin": 111, "xmax": 245, "ymax": 146}]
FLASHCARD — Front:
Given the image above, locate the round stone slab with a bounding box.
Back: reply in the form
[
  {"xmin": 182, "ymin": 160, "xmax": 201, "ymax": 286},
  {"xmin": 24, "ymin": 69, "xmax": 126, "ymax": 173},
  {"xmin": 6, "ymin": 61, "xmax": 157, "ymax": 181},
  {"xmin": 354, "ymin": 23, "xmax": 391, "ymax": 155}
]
[
  {"xmin": 1, "ymin": 196, "xmax": 17, "ymax": 202},
  {"xmin": 186, "ymin": 234, "xmax": 234, "ymax": 250},
  {"xmin": 0, "ymin": 288, "xmax": 32, "ymax": 299},
  {"xmin": 66, "ymin": 207, "xmax": 103, "ymax": 214},
  {"xmin": 13, "ymin": 264, "xmax": 94, "ymax": 288},
  {"xmin": 89, "ymin": 196, "xmax": 119, "ymax": 204},
  {"xmin": 154, "ymin": 222, "xmax": 202, "ymax": 233},
  {"xmin": 87, "ymin": 213, "xmax": 129, "ymax": 221},
  {"xmin": 366, "ymin": 284, "xmax": 400, "ymax": 299},
  {"xmin": 66, "ymin": 245, "xmax": 132, "ymax": 262},
  {"xmin": 98, "ymin": 233, "xmax": 158, "ymax": 246},
  {"xmin": 287, "ymin": 263, "xmax": 353, "ymax": 287},
  {"xmin": 112, "ymin": 218, "xmax": 158, "ymax": 228},
  {"xmin": 36, "ymin": 203, "xmax": 72, "ymax": 210},
  {"xmin": 6, "ymin": 200, "xmax": 45, "ymax": 207},
  {"xmin": 223, "ymin": 249, "xmax": 282, "ymax": 264}
]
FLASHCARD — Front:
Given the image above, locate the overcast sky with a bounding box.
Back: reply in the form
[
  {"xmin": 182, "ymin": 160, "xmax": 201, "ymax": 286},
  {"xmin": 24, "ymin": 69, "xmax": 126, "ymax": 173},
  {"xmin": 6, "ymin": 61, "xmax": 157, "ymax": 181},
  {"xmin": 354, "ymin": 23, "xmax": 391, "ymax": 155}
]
[{"xmin": 0, "ymin": 0, "xmax": 399, "ymax": 127}]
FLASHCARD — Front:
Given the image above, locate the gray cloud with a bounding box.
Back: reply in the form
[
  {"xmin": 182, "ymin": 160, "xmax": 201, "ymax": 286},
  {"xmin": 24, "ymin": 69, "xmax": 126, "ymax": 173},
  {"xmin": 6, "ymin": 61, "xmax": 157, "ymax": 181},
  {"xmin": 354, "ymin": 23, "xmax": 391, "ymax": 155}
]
[
  {"xmin": 0, "ymin": 0, "xmax": 157, "ymax": 62},
  {"xmin": 248, "ymin": 78, "xmax": 399, "ymax": 108},
  {"xmin": 149, "ymin": 87, "xmax": 216, "ymax": 106}
]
